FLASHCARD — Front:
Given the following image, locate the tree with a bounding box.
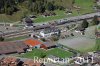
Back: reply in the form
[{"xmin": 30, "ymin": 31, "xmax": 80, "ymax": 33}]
[
  {"xmin": 37, "ymin": 1, "xmax": 45, "ymax": 13},
  {"xmin": 5, "ymin": 7, "xmax": 13, "ymax": 15},
  {"xmin": 0, "ymin": 36, "xmax": 4, "ymax": 41},
  {"xmin": 72, "ymin": 0, "xmax": 75, "ymax": 5},
  {"xmin": 70, "ymin": 33, "xmax": 74, "ymax": 36},
  {"xmin": 33, "ymin": 2, "xmax": 39, "ymax": 13},
  {"xmin": 41, "ymin": 38, "xmax": 46, "ymax": 42},
  {"xmin": 51, "ymin": 35, "xmax": 59, "ymax": 41},
  {"xmin": 81, "ymin": 19, "xmax": 89, "ymax": 28},
  {"xmin": 40, "ymin": 52, "xmax": 46, "ymax": 58},
  {"xmin": 92, "ymin": 15, "xmax": 100, "ymax": 25},
  {"xmin": 46, "ymin": 2, "xmax": 54, "ymax": 11}
]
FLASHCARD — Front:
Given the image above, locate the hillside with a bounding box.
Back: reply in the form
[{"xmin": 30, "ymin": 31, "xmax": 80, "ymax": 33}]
[{"xmin": 0, "ymin": 0, "xmax": 95, "ymax": 23}]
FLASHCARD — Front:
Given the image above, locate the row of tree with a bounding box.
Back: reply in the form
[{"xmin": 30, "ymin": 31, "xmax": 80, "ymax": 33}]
[
  {"xmin": 0, "ymin": 0, "xmax": 25, "ymax": 15},
  {"xmin": 81, "ymin": 15, "xmax": 100, "ymax": 29},
  {"xmin": 0, "ymin": 0, "xmax": 65, "ymax": 15},
  {"xmin": 27, "ymin": 0, "xmax": 65, "ymax": 14}
]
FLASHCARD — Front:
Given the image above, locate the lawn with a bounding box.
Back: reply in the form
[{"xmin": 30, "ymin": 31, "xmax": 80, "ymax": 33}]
[
  {"xmin": 96, "ymin": 38, "xmax": 100, "ymax": 45},
  {"xmin": 74, "ymin": 0, "xmax": 94, "ymax": 14},
  {"xmin": 94, "ymin": 25, "xmax": 100, "ymax": 50},
  {"xmin": 47, "ymin": 48, "xmax": 73, "ymax": 58},
  {"xmin": 34, "ymin": 10, "xmax": 67, "ymax": 23},
  {"xmin": 95, "ymin": 38, "xmax": 100, "ymax": 51},
  {"xmin": 20, "ymin": 48, "xmax": 73, "ymax": 59}
]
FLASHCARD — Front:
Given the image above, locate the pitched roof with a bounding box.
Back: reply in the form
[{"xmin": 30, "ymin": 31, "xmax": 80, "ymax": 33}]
[
  {"xmin": 0, "ymin": 41, "xmax": 28, "ymax": 54},
  {"xmin": 42, "ymin": 27, "xmax": 59, "ymax": 34},
  {"xmin": 43, "ymin": 41, "xmax": 56, "ymax": 47},
  {"xmin": 0, "ymin": 57, "xmax": 20, "ymax": 66},
  {"xmin": 25, "ymin": 17, "xmax": 33, "ymax": 23},
  {"xmin": 24, "ymin": 39, "xmax": 42, "ymax": 46}
]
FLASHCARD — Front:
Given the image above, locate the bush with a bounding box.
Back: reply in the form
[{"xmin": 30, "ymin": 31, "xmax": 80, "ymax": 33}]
[
  {"xmin": 0, "ymin": 36, "xmax": 4, "ymax": 41},
  {"xmin": 91, "ymin": 15, "xmax": 100, "ymax": 25},
  {"xmin": 41, "ymin": 38, "xmax": 46, "ymax": 42},
  {"xmin": 51, "ymin": 36, "xmax": 59, "ymax": 41},
  {"xmin": 81, "ymin": 19, "xmax": 89, "ymax": 28}
]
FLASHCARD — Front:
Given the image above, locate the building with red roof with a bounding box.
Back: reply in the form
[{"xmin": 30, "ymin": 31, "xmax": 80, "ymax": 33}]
[
  {"xmin": 24, "ymin": 39, "xmax": 42, "ymax": 49},
  {"xmin": 24, "ymin": 39, "xmax": 57, "ymax": 50}
]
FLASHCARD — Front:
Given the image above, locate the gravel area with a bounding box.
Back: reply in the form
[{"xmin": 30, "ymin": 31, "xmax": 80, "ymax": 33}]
[{"xmin": 58, "ymin": 26, "xmax": 96, "ymax": 51}]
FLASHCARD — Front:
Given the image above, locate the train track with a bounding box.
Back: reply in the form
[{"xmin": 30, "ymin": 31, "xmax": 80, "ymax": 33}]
[
  {"xmin": 2, "ymin": 30, "xmax": 32, "ymax": 38},
  {"xmin": 0, "ymin": 12, "xmax": 100, "ymax": 38}
]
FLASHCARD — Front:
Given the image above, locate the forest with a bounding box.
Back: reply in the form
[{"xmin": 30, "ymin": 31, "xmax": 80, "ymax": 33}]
[{"xmin": 0, "ymin": 0, "xmax": 74, "ymax": 15}]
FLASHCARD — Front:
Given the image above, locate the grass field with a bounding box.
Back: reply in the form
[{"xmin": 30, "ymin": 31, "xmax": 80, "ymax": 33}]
[
  {"xmin": 95, "ymin": 38, "xmax": 100, "ymax": 50},
  {"xmin": 34, "ymin": 10, "xmax": 67, "ymax": 23},
  {"xmin": 94, "ymin": 25, "xmax": 100, "ymax": 50},
  {"xmin": 96, "ymin": 38, "xmax": 100, "ymax": 44},
  {"xmin": 0, "ymin": 0, "xmax": 95, "ymax": 23},
  {"xmin": 20, "ymin": 48, "xmax": 73, "ymax": 58},
  {"xmin": 74, "ymin": 0, "xmax": 94, "ymax": 14}
]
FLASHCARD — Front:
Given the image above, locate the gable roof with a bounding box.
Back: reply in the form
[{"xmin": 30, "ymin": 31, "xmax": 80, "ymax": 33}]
[
  {"xmin": 25, "ymin": 17, "xmax": 33, "ymax": 23},
  {"xmin": 0, "ymin": 41, "xmax": 28, "ymax": 54},
  {"xmin": 0, "ymin": 56, "xmax": 20, "ymax": 66},
  {"xmin": 43, "ymin": 41, "xmax": 56, "ymax": 47},
  {"xmin": 24, "ymin": 39, "xmax": 42, "ymax": 46}
]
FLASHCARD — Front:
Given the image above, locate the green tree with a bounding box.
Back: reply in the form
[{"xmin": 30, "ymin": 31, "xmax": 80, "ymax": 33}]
[
  {"xmin": 5, "ymin": 7, "xmax": 13, "ymax": 15},
  {"xmin": 81, "ymin": 19, "xmax": 89, "ymax": 28},
  {"xmin": 33, "ymin": 2, "xmax": 39, "ymax": 14},
  {"xmin": 72, "ymin": 0, "xmax": 75, "ymax": 5},
  {"xmin": 28, "ymin": 0, "xmax": 34, "ymax": 12},
  {"xmin": 46, "ymin": 2, "xmax": 55, "ymax": 11},
  {"xmin": 92, "ymin": 15, "xmax": 100, "ymax": 25},
  {"xmin": 0, "ymin": 36, "xmax": 4, "ymax": 41},
  {"xmin": 40, "ymin": 52, "xmax": 46, "ymax": 58},
  {"xmin": 37, "ymin": 1, "xmax": 45, "ymax": 13}
]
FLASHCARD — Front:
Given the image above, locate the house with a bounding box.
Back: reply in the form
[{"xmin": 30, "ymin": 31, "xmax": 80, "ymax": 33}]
[
  {"xmin": 97, "ymin": 16, "xmax": 100, "ymax": 21},
  {"xmin": 40, "ymin": 28, "xmax": 60, "ymax": 38},
  {"xmin": 0, "ymin": 56, "xmax": 20, "ymax": 66},
  {"xmin": 40, "ymin": 41, "xmax": 57, "ymax": 49},
  {"xmin": 95, "ymin": 25, "xmax": 100, "ymax": 38},
  {"xmin": 34, "ymin": 24, "xmax": 51, "ymax": 30},
  {"xmin": 0, "ymin": 57, "xmax": 44, "ymax": 66},
  {"xmin": 23, "ymin": 17, "xmax": 34, "ymax": 28},
  {"xmin": 97, "ymin": 0, "xmax": 100, "ymax": 5},
  {"xmin": 96, "ymin": 32, "xmax": 100, "ymax": 38},
  {"xmin": 24, "ymin": 39, "xmax": 57, "ymax": 50},
  {"xmin": 42, "ymin": 11, "xmax": 56, "ymax": 17},
  {"xmin": 75, "ymin": 28, "xmax": 85, "ymax": 35},
  {"xmin": 0, "ymin": 41, "xmax": 28, "ymax": 55},
  {"xmin": 22, "ymin": 59, "xmax": 43, "ymax": 66},
  {"xmin": 24, "ymin": 39, "xmax": 42, "ymax": 49}
]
